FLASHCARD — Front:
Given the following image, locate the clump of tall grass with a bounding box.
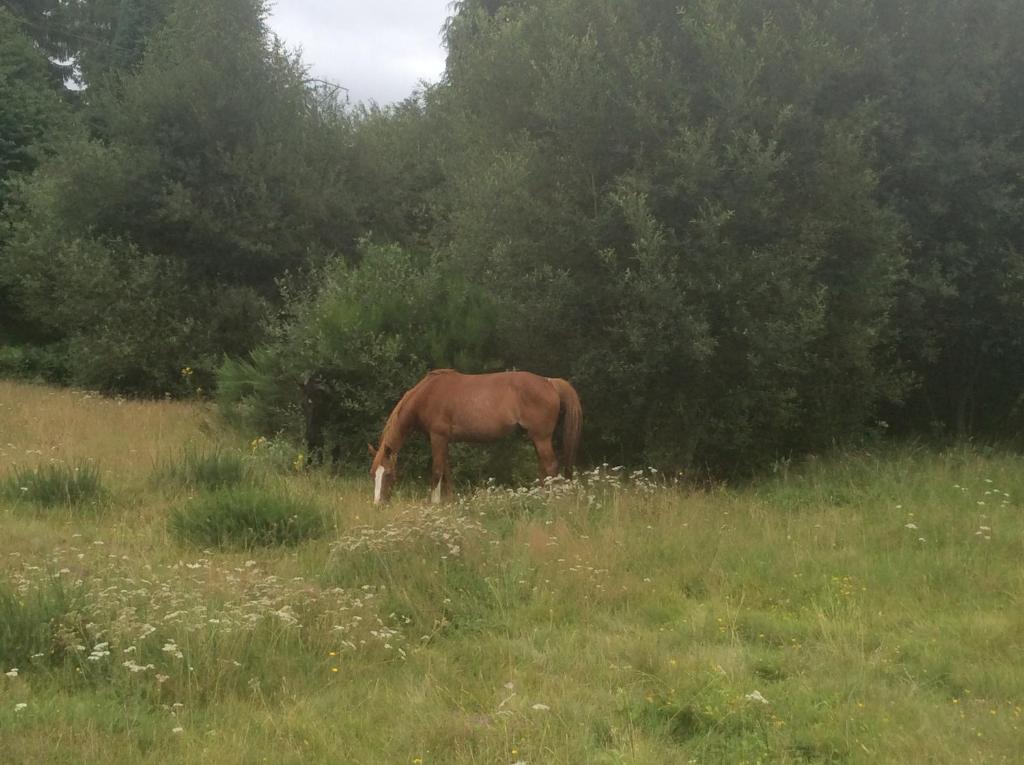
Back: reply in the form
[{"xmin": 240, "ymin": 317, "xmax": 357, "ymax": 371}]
[
  {"xmin": 0, "ymin": 579, "xmax": 77, "ymax": 667},
  {"xmin": 152, "ymin": 446, "xmax": 256, "ymax": 491},
  {"xmin": 2, "ymin": 461, "xmax": 106, "ymax": 508},
  {"xmin": 169, "ymin": 486, "xmax": 324, "ymax": 548}
]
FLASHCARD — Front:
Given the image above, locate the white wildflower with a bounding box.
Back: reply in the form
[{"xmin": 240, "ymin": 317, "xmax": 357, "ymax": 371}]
[
  {"xmin": 161, "ymin": 641, "xmax": 183, "ymax": 659},
  {"xmin": 87, "ymin": 642, "xmax": 111, "ymax": 661},
  {"xmin": 274, "ymin": 607, "xmax": 299, "ymax": 626}
]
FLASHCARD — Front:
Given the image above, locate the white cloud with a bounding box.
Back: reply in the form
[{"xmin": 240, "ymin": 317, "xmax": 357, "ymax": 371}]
[{"xmin": 266, "ymin": 0, "xmax": 452, "ymax": 105}]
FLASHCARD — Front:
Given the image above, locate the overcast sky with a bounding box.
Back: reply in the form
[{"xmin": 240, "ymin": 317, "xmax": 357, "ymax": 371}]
[{"xmin": 266, "ymin": 1, "xmax": 453, "ymax": 106}]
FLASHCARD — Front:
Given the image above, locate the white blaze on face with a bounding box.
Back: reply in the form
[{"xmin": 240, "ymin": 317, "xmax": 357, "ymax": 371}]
[{"xmin": 374, "ymin": 465, "xmax": 386, "ymax": 504}]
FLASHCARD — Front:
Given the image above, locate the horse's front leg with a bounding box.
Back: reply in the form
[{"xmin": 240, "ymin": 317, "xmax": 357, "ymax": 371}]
[{"xmin": 429, "ymin": 433, "xmax": 451, "ymax": 504}]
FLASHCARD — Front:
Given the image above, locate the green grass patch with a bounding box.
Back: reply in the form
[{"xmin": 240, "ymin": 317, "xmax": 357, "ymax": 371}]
[
  {"xmin": 0, "ymin": 579, "xmax": 80, "ymax": 668},
  {"xmin": 151, "ymin": 446, "xmax": 256, "ymax": 491},
  {"xmin": 2, "ymin": 461, "xmax": 106, "ymax": 509},
  {"xmin": 168, "ymin": 486, "xmax": 324, "ymax": 548}
]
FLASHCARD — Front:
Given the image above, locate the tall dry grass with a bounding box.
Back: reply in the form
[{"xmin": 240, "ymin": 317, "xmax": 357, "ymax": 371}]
[{"xmin": 0, "ymin": 380, "xmax": 234, "ymax": 488}]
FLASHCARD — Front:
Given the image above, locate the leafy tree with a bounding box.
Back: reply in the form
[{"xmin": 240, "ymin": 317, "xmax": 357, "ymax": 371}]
[
  {"xmin": 874, "ymin": 0, "xmax": 1024, "ymax": 436},
  {"xmin": 346, "ymin": 93, "xmax": 450, "ymax": 252},
  {"xmin": 80, "ymin": 0, "xmax": 360, "ymax": 286},
  {"xmin": 2, "ymin": 0, "xmax": 76, "ymax": 87},
  {"xmin": 71, "ymin": 0, "xmax": 170, "ymax": 81},
  {"xmin": 0, "ymin": 7, "xmax": 70, "ymax": 213},
  {"xmin": 5, "ymin": 0, "xmax": 170, "ymax": 88},
  {"xmin": 0, "ymin": 6, "xmax": 72, "ymax": 349},
  {"xmin": 437, "ymin": 0, "xmax": 905, "ymax": 471},
  {"xmin": 1, "ymin": 0, "xmax": 361, "ymax": 391}
]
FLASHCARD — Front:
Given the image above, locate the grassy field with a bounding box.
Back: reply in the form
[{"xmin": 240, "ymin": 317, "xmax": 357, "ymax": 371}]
[{"xmin": 1, "ymin": 379, "xmax": 1022, "ymax": 764}]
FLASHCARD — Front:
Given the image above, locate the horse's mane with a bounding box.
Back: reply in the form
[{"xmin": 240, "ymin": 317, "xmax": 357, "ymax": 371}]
[
  {"xmin": 380, "ymin": 370, "xmax": 453, "ymax": 447},
  {"xmin": 380, "ymin": 389, "xmax": 415, "ymax": 448}
]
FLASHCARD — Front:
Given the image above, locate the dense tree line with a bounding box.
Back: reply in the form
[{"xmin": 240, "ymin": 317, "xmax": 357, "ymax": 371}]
[{"xmin": 1, "ymin": 0, "xmax": 1022, "ymax": 473}]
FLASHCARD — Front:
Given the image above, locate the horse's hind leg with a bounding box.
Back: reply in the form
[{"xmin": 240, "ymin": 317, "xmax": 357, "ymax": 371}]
[
  {"xmin": 429, "ymin": 433, "xmax": 453, "ymax": 503},
  {"xmin": 531, "ymin": 436, "xmax": 559, "ymax": 479}
]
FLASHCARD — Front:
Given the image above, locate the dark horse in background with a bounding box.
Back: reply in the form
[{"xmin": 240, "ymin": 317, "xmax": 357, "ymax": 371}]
[
  {"xmin": 369, "ymin": 369, "xmax": 582, "ymax": 504},
  {"xmin": 302, "ymin": 370, "xmax": 343, "ymax": 466}
]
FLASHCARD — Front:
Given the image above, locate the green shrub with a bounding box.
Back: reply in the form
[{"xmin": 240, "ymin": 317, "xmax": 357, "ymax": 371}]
[
  {"xmin": 3, "ymin": 461, "xmax": 105, "ymax": 508},
  {"xmin": 0, "ymin": 342, "xmax": 69, "ymax": 383},
  {"xmin": 153, "ymin": 446, "xmax": 255, "ymax": 491},
  {"xmin": 169, "ymin": 486, "xmax": 324, "ymax": 549},
  {"xmin": 1, "ymin": 232, "xmax": 270, "ymax": 395},
  {"xmin": 217, "ymin": 243, "xmax": 504, "ymax": 470}
]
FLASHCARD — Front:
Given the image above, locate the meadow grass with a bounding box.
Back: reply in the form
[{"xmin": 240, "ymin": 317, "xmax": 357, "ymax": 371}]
[
  {"xmin": 168, "ymin": 485, "xmax": 325, "ymax": 548},
  {"xmin": 1, "ymin": 381, "xmax": 1022, "ymax": 763},
  {"xmin": 152, "ymin": 446, "xmax": 257, "ymax": 492},
  {"xmin": 2, "ymin": 460, "xmax": 106, "ymax": 509}
]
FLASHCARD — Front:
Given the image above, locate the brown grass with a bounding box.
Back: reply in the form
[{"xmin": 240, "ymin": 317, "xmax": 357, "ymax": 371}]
[{"xmin": 0, "ymin": 380, "xmax": 232, "ymax": 488}]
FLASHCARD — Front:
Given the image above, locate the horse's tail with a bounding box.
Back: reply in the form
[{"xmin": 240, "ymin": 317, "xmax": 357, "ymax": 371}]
[{"xmin": 549, "ymin": 378, "xmax": 582, "ymax": 477}]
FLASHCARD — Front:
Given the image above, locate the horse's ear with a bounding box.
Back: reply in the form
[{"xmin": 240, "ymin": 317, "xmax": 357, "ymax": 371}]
[{"xmin": 367, "ymin": 443, "xmax": 376, "ymax": 457}]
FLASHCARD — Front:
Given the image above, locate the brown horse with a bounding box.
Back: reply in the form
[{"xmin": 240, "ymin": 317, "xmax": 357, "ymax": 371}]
[{"xmin": 368, "ymin": 369, "xmax": 582, "ymax": 504}]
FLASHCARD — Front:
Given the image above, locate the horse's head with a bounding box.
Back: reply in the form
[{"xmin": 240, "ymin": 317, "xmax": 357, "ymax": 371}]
[{"xmin": 368, "ymin": 443, "xmax": 397, "ymax": 504}]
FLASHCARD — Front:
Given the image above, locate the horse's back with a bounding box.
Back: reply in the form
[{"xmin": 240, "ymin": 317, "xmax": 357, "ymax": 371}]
[
  {"xmin": 416, "ymin": 369, "xmax": 560, "ymax": 439},
  {"xmin": 423, "ymin": 368, "xmax": 549, "ymax": 391},
  {"xmin": 462, "ymin": 370, "xmax": 558, "ymax": 404}
]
